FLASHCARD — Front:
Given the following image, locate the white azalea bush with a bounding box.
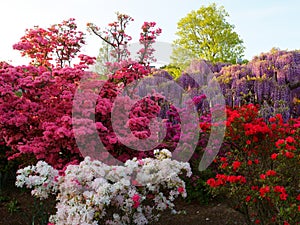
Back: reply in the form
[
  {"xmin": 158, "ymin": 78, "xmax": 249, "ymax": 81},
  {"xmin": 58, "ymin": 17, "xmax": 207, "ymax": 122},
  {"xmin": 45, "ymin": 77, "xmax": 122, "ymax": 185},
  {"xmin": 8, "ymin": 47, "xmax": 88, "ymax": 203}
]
[{"xmin": 16, "ymin": 149, "xmax": 192, "ymax": 225}]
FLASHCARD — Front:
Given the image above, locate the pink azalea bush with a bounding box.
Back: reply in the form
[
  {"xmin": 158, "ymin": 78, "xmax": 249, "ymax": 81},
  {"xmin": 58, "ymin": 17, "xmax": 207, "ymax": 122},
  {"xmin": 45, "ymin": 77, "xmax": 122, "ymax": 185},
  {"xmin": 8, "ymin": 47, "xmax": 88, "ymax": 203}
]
[
  {"xmin": 0, "ymin": 17, "xmax": 165, "ymax": 169},
  {"xmin": 87, "ymin": 12, "xmax": 161, "ymax": 73}
]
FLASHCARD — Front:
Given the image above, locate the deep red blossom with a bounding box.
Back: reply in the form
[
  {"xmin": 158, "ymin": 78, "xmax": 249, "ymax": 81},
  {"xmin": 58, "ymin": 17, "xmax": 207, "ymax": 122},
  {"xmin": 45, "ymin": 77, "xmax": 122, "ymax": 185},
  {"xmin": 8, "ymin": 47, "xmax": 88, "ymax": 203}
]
[
  {"xmin": 285, "ymin": 136, "xmax": 295, "ymax": 143},
  {"xmin": 232, "ymin": 161, "xmax": 242, "ymax": 170},
  {"xmin": 245, "ymin": 195, "xmax": 251, "ymax": 202},
  {"xmin": 221, "ymin": 163, "xmax": 228, "ymax": 169},
  {"xmin": 207, "ymin": 104, "xmax": 300, "ymax": 224},
  {"xmin": 227, "ymin": 175, "xmax": 246, "ymax": 184},
  {"xmin": 269, "ymin": 117, "xmax": 276, "ymax": 123},
  {"xmin": 207, "ymin": 178, "xmax": 217, "ymax": 188},
  {"xmin": 255, "ymin": 219, "xmax": 260, "ymax": 224},
  {"xmin": 220, "ymin": 157, "xmax": 227, "ymax": 162},
  {"xmin": 276, "ymin": 139, "xmax": 285, "ymax": 148},
  {"xmin": 265, "ymin": 170, "xmax": 277, "ymax": 176},
  {"xmin": 284, "ymin": 151, "xmax": 294, "ymax": 159},
  {"xmin": 271, "ymin": 153, "xmax": 278, "ymax": 160},
  {"xmin": 260, "ymin": 174, "xmax": 266, "ymax": 180},
  {"xmin": 259, "ymin": 186, "xmax": 270, "ymax": 198},
  {"xmin": 280, "ymin": 192, "xmax": 288, "ymax": 201},
  {"xmin": 251, "ymin": 186, "xmax": 259, "ymax": 191}
]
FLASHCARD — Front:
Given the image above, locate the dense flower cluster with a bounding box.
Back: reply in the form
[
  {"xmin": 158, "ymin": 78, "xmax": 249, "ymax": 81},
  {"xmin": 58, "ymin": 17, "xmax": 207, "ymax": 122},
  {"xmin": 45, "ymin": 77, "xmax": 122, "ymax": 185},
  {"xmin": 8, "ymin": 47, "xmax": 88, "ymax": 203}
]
[
  {"xmin": 217, "ymin": 49, "xmax": 300, "ymax": 119},
  {"xmin": 16, "ymin": 149, "xmax": 192, "ymax": 225},
  {"xmin": 206, "ymin": 104, "xmax": 300, "ymax": 224},
  {"xmin": 0, "ymin": 17, "xmax": 168, "ymax": 168},
  {"xmin": 176, "ymin": 49, "xmax": 300, "ymax": 120},
  {"xmin": 15, "ymin": 161, "xmax": 59, "ymax": 199},
  {"xmin": 0, "ymin": 62, "xmax": 88, "ymax": 168},
  {"xmin": 137, "ymin": 21, "xmax": 162, "ymax": 64},
  {"xmin": 13, "ymin": 18, "xmax": 85, "ymax": 68}
]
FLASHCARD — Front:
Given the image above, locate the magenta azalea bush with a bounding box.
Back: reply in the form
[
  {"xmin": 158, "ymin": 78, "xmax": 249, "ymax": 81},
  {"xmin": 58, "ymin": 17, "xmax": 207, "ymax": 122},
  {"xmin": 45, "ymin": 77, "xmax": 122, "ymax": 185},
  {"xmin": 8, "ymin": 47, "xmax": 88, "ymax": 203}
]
[{"xmin": 0, "ymin": 16, "xmax": 164, "ymax": 169}]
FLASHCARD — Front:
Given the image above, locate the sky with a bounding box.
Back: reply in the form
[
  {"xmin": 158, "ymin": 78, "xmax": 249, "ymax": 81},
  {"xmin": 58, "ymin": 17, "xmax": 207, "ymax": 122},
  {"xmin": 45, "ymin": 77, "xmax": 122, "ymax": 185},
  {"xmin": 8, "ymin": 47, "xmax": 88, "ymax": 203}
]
[{"xmin": 1, "ymin": 0, "xmax": 300, "ymax": 65}]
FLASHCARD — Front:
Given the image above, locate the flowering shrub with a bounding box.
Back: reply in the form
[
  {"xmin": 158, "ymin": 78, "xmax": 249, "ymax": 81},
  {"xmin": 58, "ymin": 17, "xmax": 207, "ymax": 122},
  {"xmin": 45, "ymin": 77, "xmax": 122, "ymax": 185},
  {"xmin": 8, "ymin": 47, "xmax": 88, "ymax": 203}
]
[
  {"xmin": 0, "ymin": 62, "xmax": 88, "ymax": 168},
  {"xmin": 206, "ymin": 104, "xmax": 300, "ymax": 224},
  {"xmin": 13, "ymin": 18, "xmax": 85, "ymax": 68},
  {"xmin": 177, "ymin": 49, "xmax": 300, "ymax": 119},
  {"xmin": 88, "ymin": 12, "xmax": 161, "ymax": 73},
  {"xmin": 0, "ymin": 17, "xmax": 167, "ymax": 169},
  {"xmin": 215, "ymin": 49, "xmax": 300, "ymax": 119},
  {"xmin": 16, "ymin": 149, "xmax": 191, "ymax": 225}
]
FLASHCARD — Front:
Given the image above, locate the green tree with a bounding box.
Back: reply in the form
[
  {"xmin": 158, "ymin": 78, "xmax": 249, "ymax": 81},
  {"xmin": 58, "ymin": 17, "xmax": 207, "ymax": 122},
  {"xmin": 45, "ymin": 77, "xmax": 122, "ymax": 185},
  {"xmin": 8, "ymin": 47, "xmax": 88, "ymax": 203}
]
[
  {"xmin": 93, "ymin": 40, "xmax": 115, "ymax": 76},
  {"xmin": 172, "ymin": 3, "xmax": 245, "ymax": 67}
]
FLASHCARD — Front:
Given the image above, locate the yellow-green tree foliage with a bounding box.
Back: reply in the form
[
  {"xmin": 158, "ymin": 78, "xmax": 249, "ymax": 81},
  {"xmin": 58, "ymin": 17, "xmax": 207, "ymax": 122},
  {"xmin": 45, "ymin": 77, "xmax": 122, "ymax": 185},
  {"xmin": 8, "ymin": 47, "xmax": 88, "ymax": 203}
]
[{"xmin": 172, "ymin": 3, "xmax": 245, "ymax": 66}]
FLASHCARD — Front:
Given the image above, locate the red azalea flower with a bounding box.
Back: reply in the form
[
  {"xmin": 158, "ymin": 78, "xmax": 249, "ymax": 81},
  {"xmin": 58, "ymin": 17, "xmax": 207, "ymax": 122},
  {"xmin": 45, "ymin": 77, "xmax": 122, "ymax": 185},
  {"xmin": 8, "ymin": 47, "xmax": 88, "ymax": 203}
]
[
  {"xmin": 274, "ymin": 186, "xmax": 285, "ymax": 193},
  {"xmin": 259, "ymin": 186, "xmax": 270, "ymax": 197},
  {"xmin": 266, "ymin": 170, "xmax": 276, "ymax": 176},
  {"xmin": 260, "ymin": 174, "xmax": 266, "ymax": 180},
  {"xmin": 285, "ymin": 136, "xmax": 295, "ymax": 143},
  {"xmin": 275, "ymin": 139, "xmax": 285, "ymax": 148},
  {"xmin": 132, "ymin": 194, "xmax": 140, "ymax": 202},
  {"xmin": 285, "ymin": 151, "xmax": 294, "ymax": 159},
  {"xmin": 271, "ymin": 153, "xmax": 278, "ymax": 160},
  {"xmin": 245, "ymin": 195, "xmax": 251, "ymax": 202},
  {"xmin": 207, "ymin": 178, "xmax": 217, "ymax": 188},
  {"xmin": 269, "ymin": 117, "xmax": 276, "ymax": 123},
  {"xmin": 221, "ymin": 163, "xmax": 228, "ymax": 169},
  {"xmin": 280, "ymin": 192, "xmax": 288, "ymax": 201},
  {"xmin": 220, "ymin": 157, "xmax": 227, "ymax": 162},
  {"xmin": 251, "ymin": 186, "xmax": 259, "ymax": 191},
  {"xmin": 232, "ymin": 161, "xmax": 242, "ymax": 170}
]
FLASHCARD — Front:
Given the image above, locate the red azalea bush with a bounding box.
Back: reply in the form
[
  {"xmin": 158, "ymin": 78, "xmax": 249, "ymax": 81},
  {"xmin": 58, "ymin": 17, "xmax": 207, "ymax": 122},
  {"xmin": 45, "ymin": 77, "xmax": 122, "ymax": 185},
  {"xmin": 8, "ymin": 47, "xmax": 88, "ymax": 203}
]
[{"xmin": 206, "ymin": 104, "xmax": 300, "ymax": 224}]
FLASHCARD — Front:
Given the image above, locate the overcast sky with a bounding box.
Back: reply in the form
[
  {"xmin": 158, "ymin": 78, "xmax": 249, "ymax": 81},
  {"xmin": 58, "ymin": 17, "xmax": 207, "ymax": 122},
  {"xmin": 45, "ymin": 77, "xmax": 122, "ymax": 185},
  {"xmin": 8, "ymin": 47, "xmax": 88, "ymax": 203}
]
[{"xmin": 1, "ymin": 0, "xmax": 300, "ymax": 65}]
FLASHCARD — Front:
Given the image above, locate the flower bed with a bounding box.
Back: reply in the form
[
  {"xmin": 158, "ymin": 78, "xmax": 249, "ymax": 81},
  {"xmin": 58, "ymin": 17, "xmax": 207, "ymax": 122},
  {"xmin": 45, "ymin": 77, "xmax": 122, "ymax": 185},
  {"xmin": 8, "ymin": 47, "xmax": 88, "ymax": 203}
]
[{"xmin": 16, "ymin": 149, "xmax": 191, "ymax": 225}]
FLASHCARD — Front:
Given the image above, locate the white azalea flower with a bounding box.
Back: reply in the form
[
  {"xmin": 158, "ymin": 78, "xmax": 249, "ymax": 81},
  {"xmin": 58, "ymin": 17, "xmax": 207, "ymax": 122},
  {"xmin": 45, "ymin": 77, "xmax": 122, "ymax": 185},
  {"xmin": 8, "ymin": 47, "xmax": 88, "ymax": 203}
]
[{"xmin": 16, "ymin": 151, "xmax": 192, "ymax": 225}]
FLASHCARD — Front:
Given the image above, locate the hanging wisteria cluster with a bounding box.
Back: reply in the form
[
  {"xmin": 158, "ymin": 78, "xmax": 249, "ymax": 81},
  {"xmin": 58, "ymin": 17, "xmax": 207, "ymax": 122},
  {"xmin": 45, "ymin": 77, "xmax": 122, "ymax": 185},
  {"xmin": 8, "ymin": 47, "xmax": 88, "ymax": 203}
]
[{"xmin": 175, "ymin": 49, "xmax": 300, "ymax": 121}]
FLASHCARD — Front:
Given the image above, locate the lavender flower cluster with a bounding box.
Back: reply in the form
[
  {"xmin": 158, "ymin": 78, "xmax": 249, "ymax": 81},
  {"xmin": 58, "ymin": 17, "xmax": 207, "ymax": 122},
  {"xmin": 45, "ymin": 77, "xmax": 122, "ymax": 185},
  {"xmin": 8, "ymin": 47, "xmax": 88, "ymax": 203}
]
[{"xmin": 175, "ymin": 49, "xmax": 300, "ymax": 121}]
